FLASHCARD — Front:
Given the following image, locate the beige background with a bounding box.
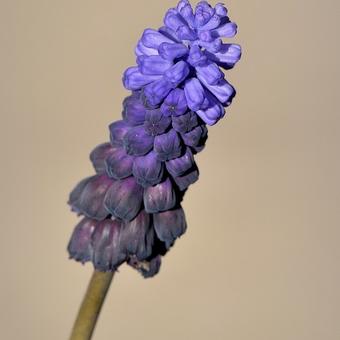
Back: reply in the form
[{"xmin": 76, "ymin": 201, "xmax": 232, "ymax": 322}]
[{"xmin": 1, "ymin": 0, "xmax": 340, "ymax": 339}]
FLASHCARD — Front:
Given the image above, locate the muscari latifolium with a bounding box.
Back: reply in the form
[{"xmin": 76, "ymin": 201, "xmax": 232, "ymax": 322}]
[{"xmin": 68, "ymin": 0, "xmax": 241, "ymax": 278}]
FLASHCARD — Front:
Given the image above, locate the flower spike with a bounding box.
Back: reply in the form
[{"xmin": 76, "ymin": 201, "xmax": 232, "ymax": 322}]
[{"xmin": 68, "ymin": 0, "xmax": 241, "ymax": 278}]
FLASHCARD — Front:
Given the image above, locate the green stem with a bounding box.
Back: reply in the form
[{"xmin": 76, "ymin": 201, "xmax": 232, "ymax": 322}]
[{"xmin": 69, "ymin": 270, "xmax": 114, "ymax": 340}]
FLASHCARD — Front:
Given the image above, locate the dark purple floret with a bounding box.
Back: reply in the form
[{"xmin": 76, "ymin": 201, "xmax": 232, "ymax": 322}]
[
  {"xmin": 68, "ymin": 218, "xmax": 96, "ymax": 263},
  {"xmin": 144, "ymin": 109, "xmax": 171, "ymax": 136},
  {"xmin": 89, "ymin": 143, "xmax": 114, "ymax": 173},
  {"xmin": 104, "ymin": 176, "xmax": 143, "ymax": 221},
  {"xmin": 122, "ymin": 95, "xmax": 146, "ymax": 126},
  {"xmin": 92, "ymin": 219, "xmax": 126, "ymax": 271},
  {"xmin": 69, "ymin": 174, "xmax": 113, "ymax": 220},
  {"xmin": 105, "ymin": 147, "xmax": 134, "ymax": 180},
  {"xmin": 120, "ymin": 210, "xmax": 154, "ymax": 260},
  {"xmin": 123, "ymin": 126, "xmax": 154, "ymax": 156},
  {"xmin": 144, "ymin": 178, "xmax": 176, "ymax": 213},
  {"xmin": 154, "ymin": 129, "xmax": 182, "ymax": 161},
  {"xmin": 160, "ymin": 88, "xmax": 187, "ymax": 117},
  {"xmin": 181, "ymin": 125, "xmax": 208, "ymax": 147},
  {"xmin": 109, "ymin": 120, "xmax": 130, "ymax": 146},
  {"xmin": 172, "ymin": 111, "xmax": 198, "ymax": 134},
  {"xmin": 166, "ymin": 148, "xmax": 194, "ymax": 177},
  {"xmin": 153, "ymin": 207, "xmax": 187, "ymax": 248},
  {"xmin": 174, "ymin": 167, "xmax": 199, "ymax": 190},
  {"xmin": 132, "ymin": 151, "xmax": 164, "ymax": 187},
  {"xmin": 69, "ymin": 176, "xmax": 92, "ymax": 209}
]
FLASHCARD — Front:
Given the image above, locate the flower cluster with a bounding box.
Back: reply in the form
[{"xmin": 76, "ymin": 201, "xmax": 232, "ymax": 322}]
[
  {"xmin": 68, "ymin": 0, "xmax": 241, "ymax": 277},
  {"xmin": 124, "ymin": 0, "xmax": 241, "ymax": 125}
]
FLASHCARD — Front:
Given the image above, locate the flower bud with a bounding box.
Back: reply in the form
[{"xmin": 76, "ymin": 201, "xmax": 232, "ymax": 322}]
[
  {"xmin": 164, "ymin": 61, "xmax": 190, "ymax": 87},
  {"xmin": 141, "ymin": 29, "xmax": 174, "ymax": 49},
  {"xmin": 212, "ymin": 22, "xmax": 237, "ymax": 38},
  {"xmin": 178, "ymin": 2, "xmax": 195, "ymax": 28},
  {"xmin": 184, "ymin": 78, "xmax": 205, "ymax": 111},
  {"xmin": 138, "ymin": 55, "xmax": 173, "ymax": 75},
  {"xmin": 199, "ymin": 14, "xmax": 221, "ymax": 31},
  {"xmin": 198, "ymin": 76, "xmax": 235, "ymax": 104},
  {"xmin": 158, "ymin": 42, "xmax": 188, "ymax": 61},
  {"xmin": 187, "ymin": 45, "xmax": 208, "ymax": 67},
  {"xmin": 215, "ymin": 3, "xmax": 228, "ymax": 17},
  {"xmin": 164, "ymin": 9, "xmax": 186, "ymax": 32},
  {"xmin": 135, "ymin": 40, "xmax": 158, "ymax": 57},
  {"xmin": 197, "ymin": 97, "xmax": 225, "ymax": 126},
  {"xmin": 194, "ymin": 1, "xmax": 214, "ymax": 27},
  {"xmin": 176, "ymin": 25, "xmax": 197, "ymax": 40},
  {"xmin": 206, "ymin": 44, "xmax": 242, "ymax": 69},
  {"xmin": 143, "ymin": 78, "xmax": 173, "ymax": 107},
  {"xmin": 123, "ymin": 66, "xmax": 161, "ymax": 91},
  {"xmin": 195, "ymin": 61, "xmax": 224, "ymax": 85}
]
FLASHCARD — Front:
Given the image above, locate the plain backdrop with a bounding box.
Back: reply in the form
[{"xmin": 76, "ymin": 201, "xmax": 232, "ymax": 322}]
[{"xmin": 1, "ymin": 1, "xmax": 340, "ymax": 339}]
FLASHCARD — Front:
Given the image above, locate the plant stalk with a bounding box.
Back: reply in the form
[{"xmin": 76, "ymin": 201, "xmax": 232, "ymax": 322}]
[{"xmin": 69, "ymin": 270, "xmax": 114, "ymax": 340}]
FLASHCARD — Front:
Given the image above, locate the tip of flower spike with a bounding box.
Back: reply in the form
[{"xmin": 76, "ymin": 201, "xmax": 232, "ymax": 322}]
[{"xmin": 123, "ymin": 0, "xmax": 240, "ymax": 124}]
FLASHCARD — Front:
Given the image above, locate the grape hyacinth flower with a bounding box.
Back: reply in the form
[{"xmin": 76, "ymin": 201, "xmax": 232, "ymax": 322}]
[{"xmin": 68, "ymin": 2, "xmax": 241, "ymax": 339}]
